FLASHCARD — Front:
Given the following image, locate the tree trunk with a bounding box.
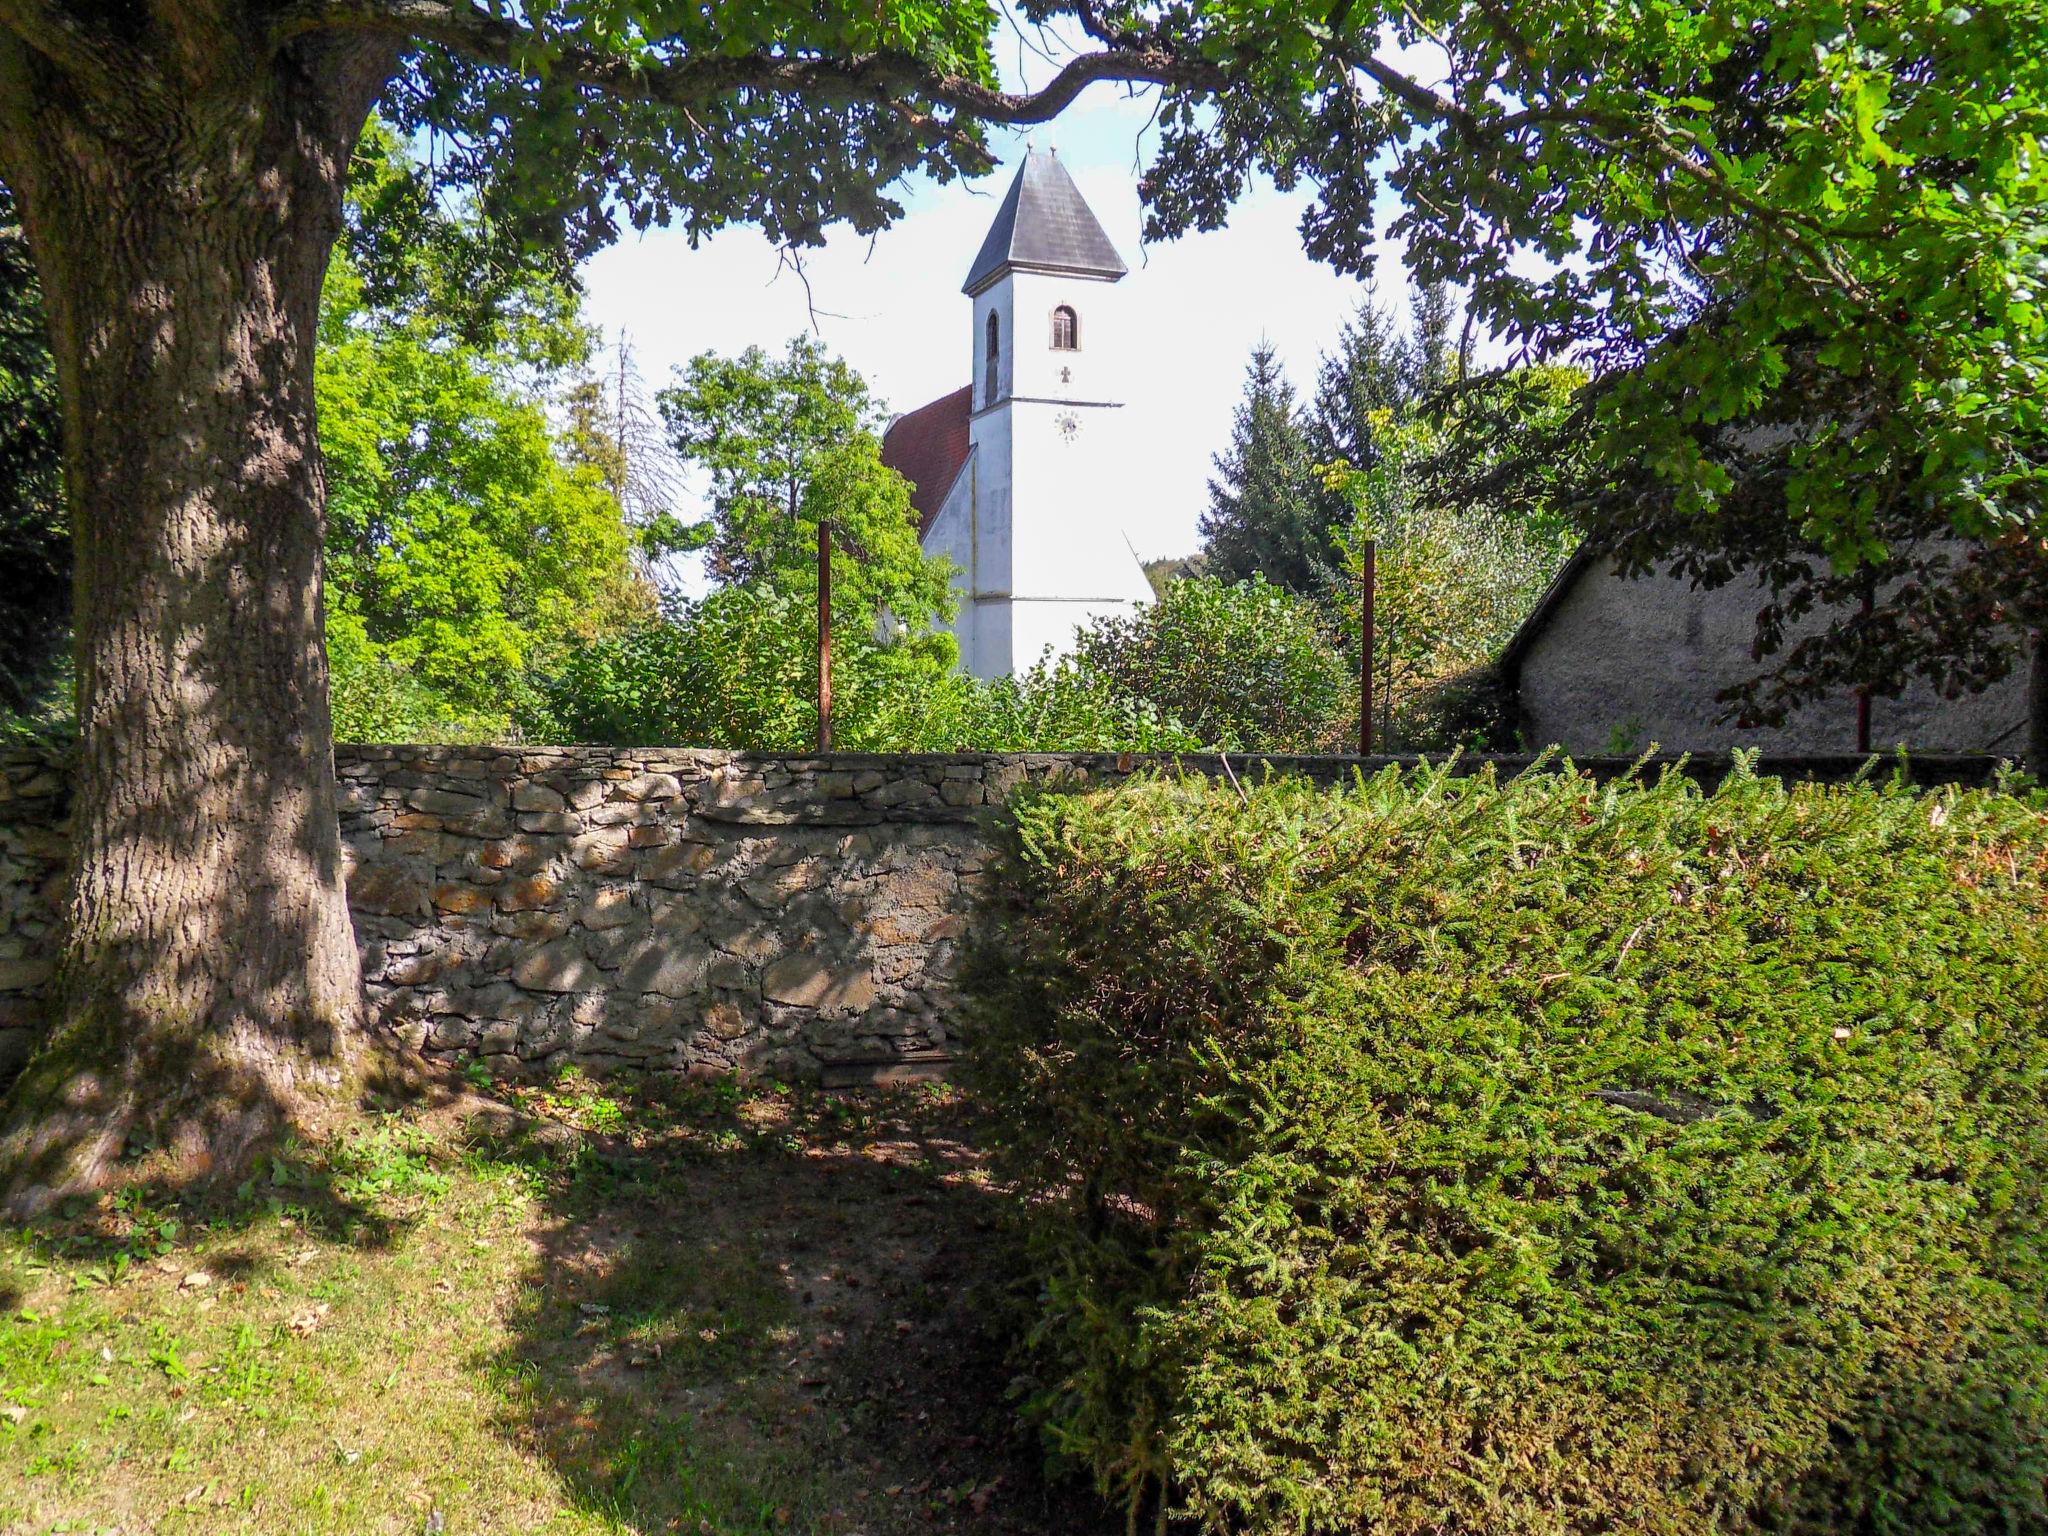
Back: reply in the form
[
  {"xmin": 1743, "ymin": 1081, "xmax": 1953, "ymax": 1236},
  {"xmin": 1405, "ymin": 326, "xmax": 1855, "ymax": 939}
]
[{"xmin": 0, "ymin": 27, "xmax": 395, "ymax": 1213}]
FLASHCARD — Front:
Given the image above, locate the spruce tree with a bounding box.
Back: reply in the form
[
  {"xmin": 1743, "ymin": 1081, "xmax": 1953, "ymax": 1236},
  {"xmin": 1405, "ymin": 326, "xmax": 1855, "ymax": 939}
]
[
  {"xmin": 1410, "ymin": 282, "xmax": 1458, "ymax": 398},
  {"xmin": 1201, "ymin": 343, "xmax": 1340, "ymax": 597},
  {"xmin": 1308, "ymin": 299, "xmax": 1409, "ymax": 473}
]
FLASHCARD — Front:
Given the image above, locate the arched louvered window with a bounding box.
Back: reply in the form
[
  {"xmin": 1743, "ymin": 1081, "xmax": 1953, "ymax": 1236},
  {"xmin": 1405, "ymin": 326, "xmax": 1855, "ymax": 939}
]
[
  {"xmin": 1051, "ymin": 305, "xmax": 1079, "ymax": 351},
  {"xmin": 985, "ymin": 311, "xmax": 1001, "ymax": 407}
]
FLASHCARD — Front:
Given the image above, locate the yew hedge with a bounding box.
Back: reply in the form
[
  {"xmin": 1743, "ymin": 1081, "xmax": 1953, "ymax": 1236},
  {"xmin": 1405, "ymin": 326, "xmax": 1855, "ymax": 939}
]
[{"xmin": 961, "ymin": 760, "xmax": 2048, "ymax": 1535}]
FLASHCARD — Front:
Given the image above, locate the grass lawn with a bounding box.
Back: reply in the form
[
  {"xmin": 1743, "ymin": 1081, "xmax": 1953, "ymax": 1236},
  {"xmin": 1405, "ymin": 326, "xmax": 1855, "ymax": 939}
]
[{"xmin": 0, "ymin": 1074, "xmax": 1110, "ymax": 1535}]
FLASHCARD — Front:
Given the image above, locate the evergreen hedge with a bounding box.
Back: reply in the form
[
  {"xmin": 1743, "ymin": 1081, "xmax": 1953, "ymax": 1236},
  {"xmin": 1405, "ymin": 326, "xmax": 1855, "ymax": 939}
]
[{"xmin": 960, "ymin": 759, "xmax": 2048, "ymax": 1534}]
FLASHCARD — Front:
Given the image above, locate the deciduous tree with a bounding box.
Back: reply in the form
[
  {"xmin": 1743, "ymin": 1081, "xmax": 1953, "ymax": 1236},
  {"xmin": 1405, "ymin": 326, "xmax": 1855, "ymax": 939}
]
[{"xmin": 659, "ymin": 337, "xmax": 955, "ymax": 639}]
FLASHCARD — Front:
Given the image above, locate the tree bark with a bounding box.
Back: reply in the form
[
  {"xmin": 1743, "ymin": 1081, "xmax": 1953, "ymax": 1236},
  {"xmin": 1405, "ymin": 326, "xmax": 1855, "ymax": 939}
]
[{"xmin": 0, "ymin": 24, "xmax": 395, "ymax": 1213}]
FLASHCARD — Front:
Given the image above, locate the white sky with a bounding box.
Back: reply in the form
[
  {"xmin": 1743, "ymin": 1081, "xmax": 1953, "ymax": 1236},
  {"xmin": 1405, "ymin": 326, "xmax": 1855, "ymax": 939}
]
[{"xmin": 577, "ymin": 68, "xmax": 1430, "ymax": 563}]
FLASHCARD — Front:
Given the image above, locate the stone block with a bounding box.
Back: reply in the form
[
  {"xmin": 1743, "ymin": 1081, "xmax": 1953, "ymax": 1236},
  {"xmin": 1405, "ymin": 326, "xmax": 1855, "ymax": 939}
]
[
  {"xmin": 580, "ymin": 886, "xmax": 637, "ymax": 930},
  {"xmin": 620, "ymin": 938, "xmax": 712, "ymax": 998},
  {"xmin": 384, "ymin": 950, "xmax": 450, "ymax": 987},
  {"xmin": 496, "ymin": 875, "xmax": 561, "ymax": 912},
  {"xmin": 432, "ymin": 882, "xmax": 493, "ymax": 915},
  {"xmin": 0, "ymin": 955, "xmax": 53, "ymax": 992},
  {"xmin": 438, "ymin": 807, "xmax": 514, "ymax": 839},
  {"xmin": 640, "ymin": 841, "xmax": 717, "ymax": 885},
  {"xmin": 570, "ymin": 830, "xmax": 634, "ymax": 874},
  {"xmin": 584, "ymin": 920, "xmax": 648, "ymax": 969},
  {"xmin": 409, "ymin": 786, "xmax": 489, "ymax": 818},
  {"xmin": 493, "ymin": 909, "xmax": 572, "ymax": 943},
  {"xmin": 512, "ymin": 782, "xmax": 567, "ymax": 813},
  {"xmin": 760, "ymin": 950, "xmax": 877, "ymax": 1015},
  {"xmin": 519, "ymin": 812, "xmax": 583, "ymax": 835},
  {"xmin": 513, "ymin": 937, "xmax": 602, "ymax": 994},
  {"xmin": 703, "ymin": 998, "xmax": 750, "ymax": 1039},
  {"xmin": 614, "ymin": 772, "xmax": 683, "ymax": 802},
  {"xmin": 865, "ymin": 778, "xmax": 937, "ymax": 809},
  {"xmin": 346, "ymin": 863, "xmax": 430, "ymax": 918}
]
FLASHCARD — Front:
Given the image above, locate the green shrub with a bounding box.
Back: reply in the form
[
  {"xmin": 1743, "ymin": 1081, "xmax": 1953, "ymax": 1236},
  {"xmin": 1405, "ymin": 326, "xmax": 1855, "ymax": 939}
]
[
  {"xmin": 529, "ymin": 586, "xmax": 1206, "ymax": 752},
  {"xmin": 526, "ymin": 586, "xmax": 817, "ymax": 749},
  {"xmin": 328, "ymin": 611, "xmax": 508, "ymax": 744},
  {"xmin": 962, "ymin": 760, "xmax": 2048, "ymax": 1535},
  {"xmin": 1073, "ymin": 574, "xmax": 1349, "ymax": 751}
]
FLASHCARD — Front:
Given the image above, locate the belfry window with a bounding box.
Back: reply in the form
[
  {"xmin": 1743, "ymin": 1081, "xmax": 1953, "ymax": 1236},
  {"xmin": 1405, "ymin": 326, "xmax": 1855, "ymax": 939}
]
[
  {"xmin": 985, "ymin": 312, "xmax": 1001, "ymax": 407},
  {"xmin": 1051, "ymin": 305, "xmax": 1079, "ymax": 351}
]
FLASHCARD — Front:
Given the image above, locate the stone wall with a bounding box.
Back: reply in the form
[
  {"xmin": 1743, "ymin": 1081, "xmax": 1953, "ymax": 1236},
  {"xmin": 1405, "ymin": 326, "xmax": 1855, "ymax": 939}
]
[{"xmin": 0, "ymin": 744, "xmax": 2010, "ymax": 1084}]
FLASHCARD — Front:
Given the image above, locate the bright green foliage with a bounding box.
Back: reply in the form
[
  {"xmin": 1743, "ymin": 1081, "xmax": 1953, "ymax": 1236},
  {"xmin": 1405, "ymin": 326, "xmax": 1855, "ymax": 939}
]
[
  {"xmin": 317, "ymin": 259, "xmax": 644, "ymax": 727},
  {"xmin": 1326, "ymin": 409, "xmax": 1576, "ymax": 746},
  {"xmin": 315, "ymin": 131, "xmax": 649, "ymax": 737},
  {"xmin": 658, "ymin": 337, "xmax": 956, "ymax": 640},
  {"xmin": 326, "ymin": 611, "xmax": 510, "ymax": 746},
  {"xmin": 1073, "ymin": 575, "xmax": 1348, "ymax": 751},
  {"xmin": 891, "ymin": 658, "xmax": 1205, "ymax": 753},
  {"xmin": 964, "ymin": 762, "xmax": 2048, "ymax": 1534},
  {"xmin": 529, "ymin": 587, "xmax": 1203, "ymax": 751},
  {"xmin": 525, "ymin": 587, "xmax": 821, "ymax": 749}
]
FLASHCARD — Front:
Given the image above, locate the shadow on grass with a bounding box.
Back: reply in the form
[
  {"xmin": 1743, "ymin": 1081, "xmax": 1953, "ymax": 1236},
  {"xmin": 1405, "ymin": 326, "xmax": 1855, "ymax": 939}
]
[
  {"xmin": 3, "ymin": 1061, "xmax": 474, "ymax": 1273},
  {"xmin": 472, "ymin": 1075, "xmax": 1118, "ymax": 1536}
]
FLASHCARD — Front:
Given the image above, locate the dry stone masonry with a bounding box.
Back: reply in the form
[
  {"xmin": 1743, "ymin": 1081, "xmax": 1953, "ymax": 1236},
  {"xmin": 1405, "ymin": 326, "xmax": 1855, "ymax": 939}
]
[
  {"xmin": 0, "ymin": 744, "xmax": 2006, "ymax": 1085},
  {"xmin": 0, "ymin": 746, "xmax": 1149, "ymax": 1084},
  {"xmin": 333, "ymin": 747, "xmax": 1047, "ymax": 1084}
]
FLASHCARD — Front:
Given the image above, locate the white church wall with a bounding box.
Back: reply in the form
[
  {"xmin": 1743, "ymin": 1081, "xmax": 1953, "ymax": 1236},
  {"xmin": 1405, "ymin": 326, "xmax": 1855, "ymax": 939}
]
[
  {"xmin": 1003, "ymin": 270, "xmax": 1124, "ymax": 402},
  {"xmin": 1006, "ymin": 399, "xmax": 1151, "ymax": 609},
  {"xmin": 931, "ymin": 158, "xmax": 1157, "ymax": 682},
  {"xmin": 920, "ymin": 449, "xmax": 992, "ymax": 675}
]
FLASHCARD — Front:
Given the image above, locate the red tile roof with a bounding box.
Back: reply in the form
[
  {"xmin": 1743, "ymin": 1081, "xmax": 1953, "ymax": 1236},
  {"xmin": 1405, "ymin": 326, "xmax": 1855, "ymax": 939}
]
[{"xmin": 882, "ymin": 385, "xmax": 972, "ymax": 539}]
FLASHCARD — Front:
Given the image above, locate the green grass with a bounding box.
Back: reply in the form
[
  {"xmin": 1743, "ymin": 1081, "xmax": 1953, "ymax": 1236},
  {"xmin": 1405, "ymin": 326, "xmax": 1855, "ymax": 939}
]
[{"xmin": 0, "ymin": 1075, "xmax": 1097, "ymax": 1535}]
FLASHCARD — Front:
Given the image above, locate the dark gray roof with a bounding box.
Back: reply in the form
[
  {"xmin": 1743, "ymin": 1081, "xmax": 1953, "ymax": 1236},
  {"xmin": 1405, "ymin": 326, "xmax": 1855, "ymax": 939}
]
[{"xmin": 962, "ymin": 149, "xmax": 1128, "ymax": 294}]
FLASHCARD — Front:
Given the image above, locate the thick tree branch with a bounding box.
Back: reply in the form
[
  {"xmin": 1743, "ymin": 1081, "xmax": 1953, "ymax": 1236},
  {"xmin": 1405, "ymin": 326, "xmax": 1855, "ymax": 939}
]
[
  {"xmin": 273, "ymin": 0, "xmax": 1225, "ymax": 122},
  {"xmin": 0, "ymin": 0, "xmax": 122, "ymax": 90}
]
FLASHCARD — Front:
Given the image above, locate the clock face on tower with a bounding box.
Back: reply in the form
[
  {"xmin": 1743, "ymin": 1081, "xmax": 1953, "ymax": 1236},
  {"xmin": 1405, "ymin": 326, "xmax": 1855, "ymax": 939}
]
[{"xmin": 1055, "ymin": 410, "xmax": 1082, "ymax": 444}]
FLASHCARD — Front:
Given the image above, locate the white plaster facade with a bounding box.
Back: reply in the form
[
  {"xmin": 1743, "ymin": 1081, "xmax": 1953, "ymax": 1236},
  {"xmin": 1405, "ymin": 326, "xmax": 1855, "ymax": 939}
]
[{"xmin": 902, "ymin": 151, "xmax": 1156, "ymax": 679}]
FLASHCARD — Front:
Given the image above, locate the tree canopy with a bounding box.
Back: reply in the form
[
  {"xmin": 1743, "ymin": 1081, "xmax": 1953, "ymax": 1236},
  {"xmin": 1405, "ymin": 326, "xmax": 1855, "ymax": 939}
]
[{"xmin": 657, "ymin": 336, "xmax": 954, "ymax": 640}]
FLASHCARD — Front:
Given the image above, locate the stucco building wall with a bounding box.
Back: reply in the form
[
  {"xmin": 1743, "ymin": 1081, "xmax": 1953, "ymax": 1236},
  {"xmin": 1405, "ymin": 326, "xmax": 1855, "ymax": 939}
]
[{"xmin": 1514, "ymin": 557, "xmax": 2028, "ymax": 756}]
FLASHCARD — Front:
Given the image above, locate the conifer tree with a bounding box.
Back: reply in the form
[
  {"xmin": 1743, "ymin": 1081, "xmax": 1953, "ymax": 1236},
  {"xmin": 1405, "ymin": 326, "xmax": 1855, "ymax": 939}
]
[
  {"xmin": 1201, "ymin": 343, "xmax": 1340, "ymax": 598},
  {"xmin": 1308, "ymin": 300, "xmax": 1408, "ymax": 473},
  {"xmin": 1409, "ymin": 281, "xmax": 1458, "ymax": 398}
]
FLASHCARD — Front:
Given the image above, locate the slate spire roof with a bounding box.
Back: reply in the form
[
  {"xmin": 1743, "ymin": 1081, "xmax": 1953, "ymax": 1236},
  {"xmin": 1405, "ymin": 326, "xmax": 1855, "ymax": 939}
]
[{"xmin": 961, "ymin": 148, "xmax": 1128, "ymax": 294}]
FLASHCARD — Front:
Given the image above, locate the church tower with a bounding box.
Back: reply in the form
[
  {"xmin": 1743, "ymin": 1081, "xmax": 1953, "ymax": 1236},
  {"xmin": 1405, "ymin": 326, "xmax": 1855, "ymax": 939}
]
[{"xmin": 888, "ymin": 149, "xmax": 1156, "ymax": 679}]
